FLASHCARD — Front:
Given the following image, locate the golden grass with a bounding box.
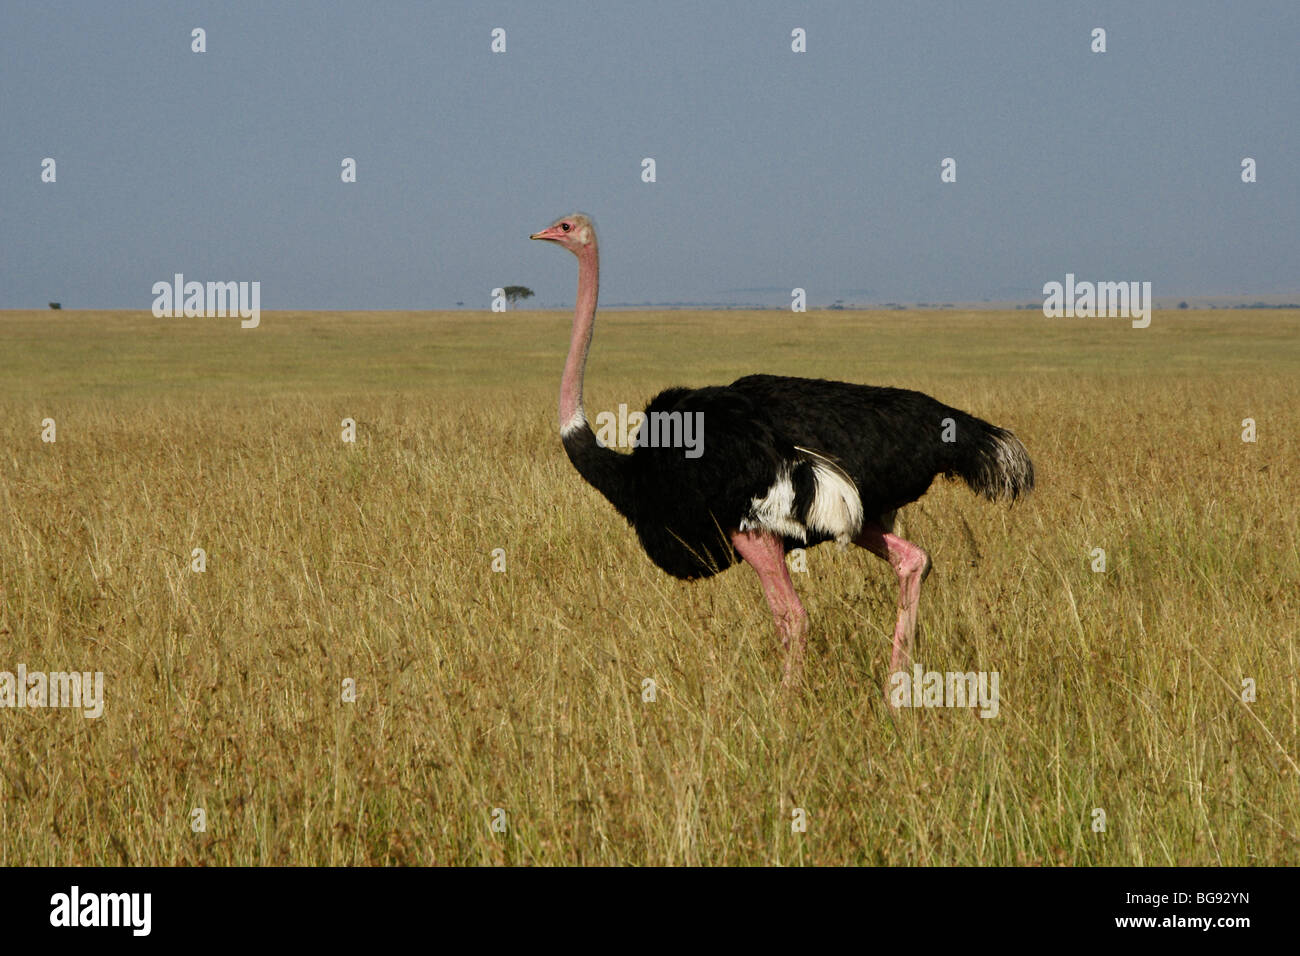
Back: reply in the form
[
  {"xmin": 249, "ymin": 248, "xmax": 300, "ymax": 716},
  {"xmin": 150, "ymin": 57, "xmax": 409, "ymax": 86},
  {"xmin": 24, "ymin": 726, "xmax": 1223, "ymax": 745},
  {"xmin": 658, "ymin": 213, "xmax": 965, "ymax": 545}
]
[{"xmin": 0, "ymin": 308, "xmax": 1297, "ymax": 865}]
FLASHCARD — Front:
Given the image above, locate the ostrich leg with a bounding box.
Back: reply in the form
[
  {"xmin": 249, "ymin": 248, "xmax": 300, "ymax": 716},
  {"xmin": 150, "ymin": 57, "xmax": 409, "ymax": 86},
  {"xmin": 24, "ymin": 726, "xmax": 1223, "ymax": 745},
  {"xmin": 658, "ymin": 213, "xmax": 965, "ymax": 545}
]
[
  {"xmin": 853, "ymin": 522, "xmax": 931, "ymax": 673},
  {"xmin": 730, "ymin": 530, "xmax": 808, "ymax": 684}
]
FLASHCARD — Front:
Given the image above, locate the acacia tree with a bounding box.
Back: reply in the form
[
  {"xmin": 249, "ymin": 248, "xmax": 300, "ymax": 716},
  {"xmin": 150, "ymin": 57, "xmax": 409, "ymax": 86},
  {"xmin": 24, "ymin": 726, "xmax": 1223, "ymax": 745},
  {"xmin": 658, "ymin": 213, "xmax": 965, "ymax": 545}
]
[{"xmin": 503, "ymin": 286, "xmax": 534, "ymax": 307}]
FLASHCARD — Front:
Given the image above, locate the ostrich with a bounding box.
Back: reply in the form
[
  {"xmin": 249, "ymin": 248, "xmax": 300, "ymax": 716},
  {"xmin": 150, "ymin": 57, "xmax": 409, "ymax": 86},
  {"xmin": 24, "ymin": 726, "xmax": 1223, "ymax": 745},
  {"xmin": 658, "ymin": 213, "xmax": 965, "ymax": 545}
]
[{"xmin": 531, "ymin": 213, "xmax": 1033, "ymax": 681}]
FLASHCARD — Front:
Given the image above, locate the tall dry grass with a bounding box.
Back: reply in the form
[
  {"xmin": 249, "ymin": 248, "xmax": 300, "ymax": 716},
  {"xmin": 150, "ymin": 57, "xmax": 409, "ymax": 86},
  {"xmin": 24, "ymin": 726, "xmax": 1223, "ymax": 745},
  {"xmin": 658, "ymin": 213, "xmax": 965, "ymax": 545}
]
[{"xmin": 0, "ymin": 308, "xmax": 1296, "ymax": 864}]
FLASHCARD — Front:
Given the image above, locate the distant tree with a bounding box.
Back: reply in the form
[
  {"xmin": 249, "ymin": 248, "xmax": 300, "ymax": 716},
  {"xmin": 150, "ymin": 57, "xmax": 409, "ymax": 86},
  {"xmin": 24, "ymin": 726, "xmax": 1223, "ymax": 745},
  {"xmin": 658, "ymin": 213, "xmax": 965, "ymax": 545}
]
[
  {"xmin": 48, "ymin": 302, "xmax": 61, "ymax": 309},
  {"xmin": 503, "ymin": 286, "xmax": 534, "ymax": 307},
  {"xmin": 1178, "ymin": 301, "xmax": 1189, "ymax": 309}
]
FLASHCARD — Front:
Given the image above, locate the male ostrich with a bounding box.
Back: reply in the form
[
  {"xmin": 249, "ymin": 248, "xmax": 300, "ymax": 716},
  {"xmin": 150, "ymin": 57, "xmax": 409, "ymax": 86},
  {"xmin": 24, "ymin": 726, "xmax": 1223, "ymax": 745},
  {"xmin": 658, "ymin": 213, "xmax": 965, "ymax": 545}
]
[{"xmin": 531, "ymin": 213, "xmax": 1033, "ymax": 680}]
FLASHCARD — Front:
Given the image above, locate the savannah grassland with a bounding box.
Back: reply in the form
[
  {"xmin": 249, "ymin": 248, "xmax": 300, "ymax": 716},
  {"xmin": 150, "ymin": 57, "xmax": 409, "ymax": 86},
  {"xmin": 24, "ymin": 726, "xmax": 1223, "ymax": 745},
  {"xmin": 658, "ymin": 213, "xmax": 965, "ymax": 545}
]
[{"xmin": 1, "ymin": 307, "xmax": 1297, "ymax": 867}]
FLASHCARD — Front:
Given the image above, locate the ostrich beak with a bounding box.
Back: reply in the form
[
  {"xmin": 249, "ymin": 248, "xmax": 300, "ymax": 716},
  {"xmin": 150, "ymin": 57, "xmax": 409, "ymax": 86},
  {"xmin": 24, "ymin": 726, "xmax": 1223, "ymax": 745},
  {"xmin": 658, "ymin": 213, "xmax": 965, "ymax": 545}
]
[{"xmin": 530, "ymin": 225, "xmax": 562, "ymax": 241}]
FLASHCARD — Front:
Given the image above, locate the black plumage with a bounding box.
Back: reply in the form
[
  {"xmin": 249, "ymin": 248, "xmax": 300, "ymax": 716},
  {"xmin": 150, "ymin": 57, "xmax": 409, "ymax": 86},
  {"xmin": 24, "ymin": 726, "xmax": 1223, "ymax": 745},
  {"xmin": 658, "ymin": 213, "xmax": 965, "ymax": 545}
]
[{"xmin": 562, "ymin": 374, "xmax": 1034, "ymax": 580}]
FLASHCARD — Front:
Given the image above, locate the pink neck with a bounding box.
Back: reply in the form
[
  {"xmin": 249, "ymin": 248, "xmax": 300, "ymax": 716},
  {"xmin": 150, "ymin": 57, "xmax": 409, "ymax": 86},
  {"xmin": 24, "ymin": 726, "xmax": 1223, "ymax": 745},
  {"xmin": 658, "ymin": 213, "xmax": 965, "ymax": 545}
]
[{"xmin": 559, "ymin": 243, "xmax": 598, "ymax": 431}]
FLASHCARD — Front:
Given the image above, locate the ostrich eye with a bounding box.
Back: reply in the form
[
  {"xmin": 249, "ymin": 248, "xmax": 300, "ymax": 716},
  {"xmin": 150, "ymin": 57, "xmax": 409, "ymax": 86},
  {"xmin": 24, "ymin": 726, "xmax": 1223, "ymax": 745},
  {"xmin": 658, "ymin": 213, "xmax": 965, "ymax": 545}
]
[{"xmin": 561, "ymin": 223, "xmax": 571, "ymax": 232}]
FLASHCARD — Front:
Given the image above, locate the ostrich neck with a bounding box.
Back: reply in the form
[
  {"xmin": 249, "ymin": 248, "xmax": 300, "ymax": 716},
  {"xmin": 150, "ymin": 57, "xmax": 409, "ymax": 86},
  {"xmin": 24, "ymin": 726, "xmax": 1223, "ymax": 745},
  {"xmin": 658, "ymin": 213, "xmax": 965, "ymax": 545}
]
[{"xmin": 559, "ymin": 244, "xmax": 598, "ymax": 433}]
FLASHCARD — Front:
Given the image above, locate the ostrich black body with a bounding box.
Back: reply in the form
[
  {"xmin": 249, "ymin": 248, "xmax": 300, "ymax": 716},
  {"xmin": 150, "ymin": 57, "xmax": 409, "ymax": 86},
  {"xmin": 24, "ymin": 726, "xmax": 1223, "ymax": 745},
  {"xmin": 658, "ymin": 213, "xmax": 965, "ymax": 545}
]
[{"xmin": 561, "ymin": 374, "xmax": 1034, "ymax": 580}]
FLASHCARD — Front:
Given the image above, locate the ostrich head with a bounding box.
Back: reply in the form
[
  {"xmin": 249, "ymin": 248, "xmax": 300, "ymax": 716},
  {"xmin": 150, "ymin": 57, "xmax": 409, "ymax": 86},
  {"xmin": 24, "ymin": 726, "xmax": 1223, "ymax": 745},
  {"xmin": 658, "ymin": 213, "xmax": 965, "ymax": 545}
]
[{"xmin": 530, "ymin": 213, "xmax": 596, "ymax": 253}]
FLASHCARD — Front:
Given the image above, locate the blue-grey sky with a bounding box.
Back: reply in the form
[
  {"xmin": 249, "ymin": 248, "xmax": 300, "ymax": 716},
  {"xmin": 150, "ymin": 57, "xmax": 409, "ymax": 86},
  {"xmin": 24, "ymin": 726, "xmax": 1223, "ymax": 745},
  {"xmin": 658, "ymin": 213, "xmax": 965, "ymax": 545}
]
[{"xmin": 3, "ymin": 1, "xmax": 1297, "ymax": 309}]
